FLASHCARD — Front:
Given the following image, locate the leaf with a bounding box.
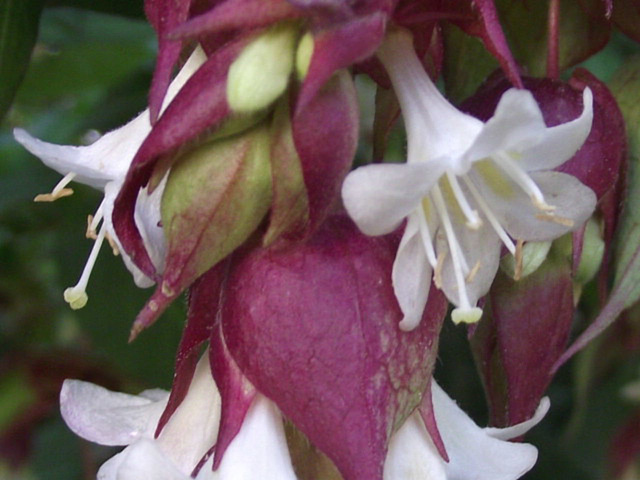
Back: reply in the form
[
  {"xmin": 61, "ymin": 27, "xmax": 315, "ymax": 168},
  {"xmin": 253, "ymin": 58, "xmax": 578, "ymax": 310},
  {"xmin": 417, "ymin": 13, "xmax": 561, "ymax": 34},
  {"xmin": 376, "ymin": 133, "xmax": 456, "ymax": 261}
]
[
  {"xmin": 442, "ymin": 23, "xmax": 498, "ymax": 104},
  {"xmin": 496, "ymin": 0, "xmax": 610, "ymax": 77},
  {"xmin": 553, "ymin": 57, "xmax": 640, "ymax": 371},
  {"xmin": 0, "ymin": 0, "xmax": 43, "ymax": 122},
  {"xmin": 46, "ymin": 0, "xmax": 144, "ymax": 18}
]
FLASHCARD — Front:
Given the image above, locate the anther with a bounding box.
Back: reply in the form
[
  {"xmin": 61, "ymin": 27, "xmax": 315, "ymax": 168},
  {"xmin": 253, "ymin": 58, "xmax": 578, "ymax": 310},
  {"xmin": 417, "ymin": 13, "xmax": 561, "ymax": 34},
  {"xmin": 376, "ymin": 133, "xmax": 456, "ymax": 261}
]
[
  {"xmin": 535, "ymin": 213, "xmax": 574, "ymax": 227},
  {"xmin": 514, "ymin": 239, "xmax": 524, "ymax": 281},
  {"xmin": 466, "ymin": 260, "xmax": 481, "ymax": 283},
  {"xmin": 34, "ymin": 172, "xmax": 76, "ymax": 202},
  {"xmin": 434, "ymin": 251, "xmax": 447, "ymax": 289}
]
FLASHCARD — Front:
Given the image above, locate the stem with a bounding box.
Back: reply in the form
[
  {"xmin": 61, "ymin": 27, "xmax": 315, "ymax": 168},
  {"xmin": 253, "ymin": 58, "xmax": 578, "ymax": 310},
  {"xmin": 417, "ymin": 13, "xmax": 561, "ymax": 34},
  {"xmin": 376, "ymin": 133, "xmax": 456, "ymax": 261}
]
[{"xmin": 547, "ymin": 0, "xmax": 560, "ymax": 79}]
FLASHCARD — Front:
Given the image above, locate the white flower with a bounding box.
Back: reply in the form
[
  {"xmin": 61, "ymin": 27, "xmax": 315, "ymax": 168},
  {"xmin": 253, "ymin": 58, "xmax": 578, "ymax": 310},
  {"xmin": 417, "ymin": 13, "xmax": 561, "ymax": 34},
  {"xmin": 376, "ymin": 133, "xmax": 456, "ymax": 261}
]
[
  {"xmin": 59, "ymin": 355, "xmax": 297, "ymax": 480},
  {"xmin": 383, "ymin": 382, "xmax": 549, "ymax": 480},
  {"xmin": 13, "ymin": 47, "xmax": 207, "ymax": 309},
  {"xmin": 342, "ymin": 29, "xmax": 597, "ymax": 329}
]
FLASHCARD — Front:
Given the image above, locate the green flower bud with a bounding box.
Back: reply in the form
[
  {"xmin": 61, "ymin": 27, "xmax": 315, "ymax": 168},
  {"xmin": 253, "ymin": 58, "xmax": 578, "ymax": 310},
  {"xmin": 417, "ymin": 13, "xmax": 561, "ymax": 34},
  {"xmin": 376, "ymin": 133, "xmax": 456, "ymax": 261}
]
[
  {"xmin": 575, "ymin": 217, "xmax": 605, "ymax": 285},
  {"xmin": 500, "ymin": 241, "xmax": 552, "ymax": 280},
  {"xmin": 227, "ymin": 23, "xmax": 299, "ymax": 113},
  {"xmin": 295, "ymin": 32, "xmax": 314, "ymax": 80}
]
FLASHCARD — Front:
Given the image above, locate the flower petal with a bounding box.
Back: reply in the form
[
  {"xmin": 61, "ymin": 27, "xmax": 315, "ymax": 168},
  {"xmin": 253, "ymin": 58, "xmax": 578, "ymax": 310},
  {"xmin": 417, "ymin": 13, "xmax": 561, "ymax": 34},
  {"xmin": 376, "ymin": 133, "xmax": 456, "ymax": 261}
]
[
  {"xmin": 14, "ymin": 116, "xmax": 149, "ymax": 190},
  {"xmin": 342, "ymin": 162, "xmax": 444, "ymax": 236},
  {"xmin": 470, "ymin": 169, "xmax": 596, "ymax": 241},
  {"xmin": 464, "ymin": 89, "xmax": 547, "ymax": 166},
  {"xmin": 383, "ymin": 411, "xmax": 447, "ymax": 480},
  {"xmin": 60, "ymin": 380, "xmax": 168, "ymax": 446},
  {"xmin": 210, "ymin": 395, "xmax": 297, "ymax": 480},
  {"xmin": 157, "ymin": 354, "xmax": 221, "ymax": 475},
  {"xmin": 519, "ymin": 88, "xmax": 594, "ymax": 171},
  {"xmin": 98, "ymin": 439, "xmax": 188, "ymax": 480},
  {"xmin": 484, "ymin": 397, "xmax": 550, "ymax": 441},
  {"xmin": 432, "ymin": 382, "xmax": 540, "ymax": 480},
  {"xmin": 436, "ymin": 211, "xmax": 501, "ymax": 311},
  {"xmin": 393, "ymin": 213, "xmax": 433, "ymax": 330}
]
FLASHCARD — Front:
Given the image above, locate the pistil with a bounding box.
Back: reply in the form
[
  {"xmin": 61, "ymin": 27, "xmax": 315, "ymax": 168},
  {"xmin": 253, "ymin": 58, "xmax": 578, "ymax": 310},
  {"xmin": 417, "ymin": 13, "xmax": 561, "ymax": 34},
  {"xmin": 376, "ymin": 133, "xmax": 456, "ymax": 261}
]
[{"xmin": 63, "ymin": 223, "xmax": 106, "ymax": 310}]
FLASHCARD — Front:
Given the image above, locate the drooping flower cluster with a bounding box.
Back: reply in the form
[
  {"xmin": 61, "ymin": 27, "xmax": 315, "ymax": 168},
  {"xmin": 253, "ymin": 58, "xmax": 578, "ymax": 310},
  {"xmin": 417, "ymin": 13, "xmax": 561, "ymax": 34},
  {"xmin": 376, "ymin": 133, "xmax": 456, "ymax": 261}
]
[{"xmin": 11, "ymin": 0, "xmax": 631, "ymax": 478}]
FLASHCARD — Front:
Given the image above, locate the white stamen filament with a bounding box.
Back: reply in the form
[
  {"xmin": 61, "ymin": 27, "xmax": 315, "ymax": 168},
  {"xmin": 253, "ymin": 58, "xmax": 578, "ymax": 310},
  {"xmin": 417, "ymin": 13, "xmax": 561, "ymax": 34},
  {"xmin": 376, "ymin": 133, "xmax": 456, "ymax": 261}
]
[
  {"xmin": 63, "ymin": 223, "xmax": 106, "ymax": 310},
  {"xmin": 86, "ymin": 199, "xmax": 106, "ymax": 239},
  {"xmin": 34, "ymin": 172, "xmax": 77, "ymax": 202},
  {"xmin": 417, "ymin": 208, "xmax": 438, "ymax": 267},
  {"xmin": 493, "ymin": 153, "xmax": 555, "ymax": 211},
  {"xmin": 462, "ymin": 176, "xmax": 517, "ymax": 255},
  {"xmin": 431, "ymin": 185, "xmax": 473, "ymax": 311},
  {"xmin": 446, "ymin": 172, "xmax": 482, "ymax": 229}
]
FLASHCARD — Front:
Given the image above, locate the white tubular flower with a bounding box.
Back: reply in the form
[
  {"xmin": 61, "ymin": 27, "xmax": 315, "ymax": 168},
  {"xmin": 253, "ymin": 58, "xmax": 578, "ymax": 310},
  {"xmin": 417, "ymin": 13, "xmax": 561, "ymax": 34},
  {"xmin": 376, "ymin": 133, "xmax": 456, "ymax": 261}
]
[
  {"xmin": 59, "ymin": 354, "xmax": 297, "ymax": 480},
  {"xmin": 204, "ymin": 395, "xmax": 298, "ymax": 480},
  {"xmin": 383, "ymin": 382, "xmax": 550, "ymax": 480},
  {"xmin": 60, "ymin": 354, "xmax": 220, "ymax": 479},
  {"xmin": 342, "ymin": 29, "xmax": 596, "ymax": 330},
  {"xmin": 13, "ymin": 47, "xmax": 207, "ymax": 309}
]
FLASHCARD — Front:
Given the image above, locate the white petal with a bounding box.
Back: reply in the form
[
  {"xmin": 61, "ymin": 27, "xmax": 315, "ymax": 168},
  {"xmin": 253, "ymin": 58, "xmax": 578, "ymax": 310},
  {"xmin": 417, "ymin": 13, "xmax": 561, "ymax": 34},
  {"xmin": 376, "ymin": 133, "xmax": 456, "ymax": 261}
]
[
  {"xmin": 342, "ymin": 162, "xmax": 444, "ymax": 236},
  {"xmin": 13, "ymin": 47, "xmax": 207, "ymax": 191},
  {"xmin": 484, "ymin": 397, "xmax": 550, "ymax": 441},
  {"xmin": 475, "ymin": 170, "xmax": 596, "ymax": 241},
  {"xmin": 519, "ymin": 88, "xmax": 594, "ymax": 171},
  {"xmin": 60, "ymin": 380, "xmax": 168, "ymax": 446},
  {"xmin": 157, "ymin": 354, "xmax": 221, "ymax": 475},
  {"xmin": 14, "ymin": 119, "xmax": 149, "ymax": 190},
  {"xmin": 432, "ymin": 382, "xmax": 540, "ymax": 480},
  {"xmin": 211, "ymin": 395, "xmax": 297, "ymax": 480},
  {"xmin": 383, "ymin": 411, "xmax": 447, "ymax": 480},
  {"xmin": 436, "ymin": 214, "xmax": 501, "ymax": 311},
  {"xmin": 393, "ymin": 213, "xmax": 432, "ymax": 331},
  {"xmin": 98, "ymin": 439, "xmax": 188, "ymax": 480},
  {"xmin": 464, "ymin": 89, "xmax": 547, "ymax": 169}
]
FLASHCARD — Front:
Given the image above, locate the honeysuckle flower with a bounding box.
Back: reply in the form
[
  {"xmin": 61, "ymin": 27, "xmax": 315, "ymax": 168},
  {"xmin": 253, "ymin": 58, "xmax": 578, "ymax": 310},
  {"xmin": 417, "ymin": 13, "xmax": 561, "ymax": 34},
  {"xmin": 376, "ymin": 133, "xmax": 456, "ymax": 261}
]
[
  {"xmin": 13, "ymin": 47, "xmax": 206, "ymax": 309},
  {"xmin": 384, "ymin": 382, "xmax": 550, "ymax": 480},
  {"xmin": 59, "ymin": 354, "xmax": 297, "ymax": 480},
  {"xmin": 342, "ymin": 28, "xmax": 597, "ymax": 329}
]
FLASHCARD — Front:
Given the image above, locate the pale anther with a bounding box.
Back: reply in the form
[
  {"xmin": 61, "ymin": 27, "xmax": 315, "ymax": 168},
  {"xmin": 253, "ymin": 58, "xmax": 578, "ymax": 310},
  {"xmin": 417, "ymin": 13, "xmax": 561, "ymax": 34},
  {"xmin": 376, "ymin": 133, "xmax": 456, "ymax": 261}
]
[
  {"xmin": 535, "ymin": 213, "xmax": 574, "ymax": 227},
  {"xmin": 34, "ymin": 172, "xmax": 76, "ymax": 202},
  {"xmin": 514, "ymin": 239, "xmax": 524, "ymax": 281},
  {"xmin": 466, "ymin": 260, "xmax": 481, "ymax": 283}
]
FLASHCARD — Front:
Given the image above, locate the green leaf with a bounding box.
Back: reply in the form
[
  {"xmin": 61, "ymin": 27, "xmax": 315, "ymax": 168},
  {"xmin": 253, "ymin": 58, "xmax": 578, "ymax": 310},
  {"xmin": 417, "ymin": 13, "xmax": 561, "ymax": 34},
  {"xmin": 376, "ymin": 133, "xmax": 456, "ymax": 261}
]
[
  {"xmin": 496, "ymin": 0, "xmax": 610, "ymax": 77},
  {"xmin": 442, "ymin": 24, "xmax": 498, "ymax": 104},
  {"xmin": 45, "ymin": 0, "xmax": 144, "ymax": 18},
  {"xmin": 0, "ymin": 0, "xmax": 44, "ymax": 122}
]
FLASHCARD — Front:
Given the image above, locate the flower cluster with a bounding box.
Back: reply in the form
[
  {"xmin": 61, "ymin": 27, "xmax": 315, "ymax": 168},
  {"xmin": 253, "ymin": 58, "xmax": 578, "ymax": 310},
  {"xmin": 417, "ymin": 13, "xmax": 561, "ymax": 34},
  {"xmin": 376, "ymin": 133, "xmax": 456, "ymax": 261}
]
[{"xmin": 12, "ymin": 0, "xmax": 631, "ymax": 478}]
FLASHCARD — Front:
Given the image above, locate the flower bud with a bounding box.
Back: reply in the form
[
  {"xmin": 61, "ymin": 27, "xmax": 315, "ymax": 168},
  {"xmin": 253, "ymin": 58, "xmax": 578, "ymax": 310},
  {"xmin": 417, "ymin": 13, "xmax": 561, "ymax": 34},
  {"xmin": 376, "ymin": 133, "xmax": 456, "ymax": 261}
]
[{"xmin": 227, "ymin": 23, "xmax": 299, "ymax": 113}]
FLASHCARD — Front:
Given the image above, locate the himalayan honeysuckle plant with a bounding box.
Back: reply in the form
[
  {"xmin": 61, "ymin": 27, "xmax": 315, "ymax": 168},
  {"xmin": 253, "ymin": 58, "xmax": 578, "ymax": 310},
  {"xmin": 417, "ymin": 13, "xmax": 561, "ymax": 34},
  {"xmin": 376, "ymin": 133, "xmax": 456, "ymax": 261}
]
[{"xmin": 4, "ymin": 0, "xmax": 640, "ymax": 478}]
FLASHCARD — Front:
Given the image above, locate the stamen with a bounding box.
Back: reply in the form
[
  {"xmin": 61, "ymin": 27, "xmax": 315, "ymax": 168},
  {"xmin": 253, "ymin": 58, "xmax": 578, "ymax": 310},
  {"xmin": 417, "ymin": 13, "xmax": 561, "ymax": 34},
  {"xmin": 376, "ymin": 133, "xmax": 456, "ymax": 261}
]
[
  {"xmin": 105, "ymin": 232, "xmax": 120, "ymax": 256},
  {"xmin": 86, "ymin": 199, "xmax": 106, "ymax": 239},
  {"xmin": 493, "ymin": 153, "xmax": 556, "ymax": 211},
  {"xmin": 446, "ymin": 172, "xmax": 482, "ymax": 229},
  {"xmin": 463, "ymin": 176, "xmax": 516, "ymax": 255},
  {"xmin": 432, "ymin": 185, "xmax": 473, "ymax": 310},
  {"xmin": 514, "ymin": 239, "xmax": 524, "ymax": 281},
  {"xmin": 417, "ymin": 207, "xmax": 438, "ymax": 267},
  {"xmin": 34, "ymin": 172, "xmax": 76, "ymax": 202},
  {"xmin": 434, "ymin": 250, "xmax": 447, "ymax": 289},
  {"xmin": 466, "ymin": 260, "xmax": 481, "ymax": 283},
  {"xmin": 63, "ymin": 223, "xmax": 106, "ymax": 310},
  {"xmin": 535, "ymin": 213, "xmax": 574, "ymax": 227}
]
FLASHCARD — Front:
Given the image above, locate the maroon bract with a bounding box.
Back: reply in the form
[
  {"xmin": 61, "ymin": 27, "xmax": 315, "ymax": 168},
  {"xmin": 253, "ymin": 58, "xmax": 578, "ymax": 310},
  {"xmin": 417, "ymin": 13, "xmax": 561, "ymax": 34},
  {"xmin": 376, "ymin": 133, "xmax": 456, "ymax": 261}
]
[
  {"xmin": 220, "ymin": 216, "xmax": 448, "ymax": 480},
  {"xmin": 470, "ymin": 259, "xmax": 574, "ymax": 427}
]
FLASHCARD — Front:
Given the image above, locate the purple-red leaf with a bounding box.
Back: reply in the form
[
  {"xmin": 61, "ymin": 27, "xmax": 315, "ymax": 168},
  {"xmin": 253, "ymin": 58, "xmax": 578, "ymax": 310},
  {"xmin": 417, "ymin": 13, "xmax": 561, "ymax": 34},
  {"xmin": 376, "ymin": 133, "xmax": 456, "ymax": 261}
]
[
  {"xmin": 297, "ymin": 12, "xmax": 386, "ymax": 111},
  {"xmin": 293, "ymin": 69, "xmax": 359, "ymax": 236},
  {"xmin": 171, "ymin": 0, "xmax": 301, "ymax": 39},
  {"xmin": 471, "ymin": 259, "xmax": 574, "ymax": 427},
  {"xmin": 221, "ymin": 216, "xmax": 447, "ymax": 480},
  {"xmin": 155, "ymin": 264, "xmax": 226, "ymax": 436},
  {"xmin": 145, "ymin": 0, "xmax": 193, "ymax": 123}
]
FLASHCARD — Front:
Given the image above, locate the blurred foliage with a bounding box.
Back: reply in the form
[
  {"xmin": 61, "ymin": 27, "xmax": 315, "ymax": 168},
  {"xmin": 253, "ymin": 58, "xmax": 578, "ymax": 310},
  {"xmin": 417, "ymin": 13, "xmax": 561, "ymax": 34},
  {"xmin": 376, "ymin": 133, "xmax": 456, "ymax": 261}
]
[{"xmin": 0, "ymin": 4, "xmax": 638, "ymax": 480}]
